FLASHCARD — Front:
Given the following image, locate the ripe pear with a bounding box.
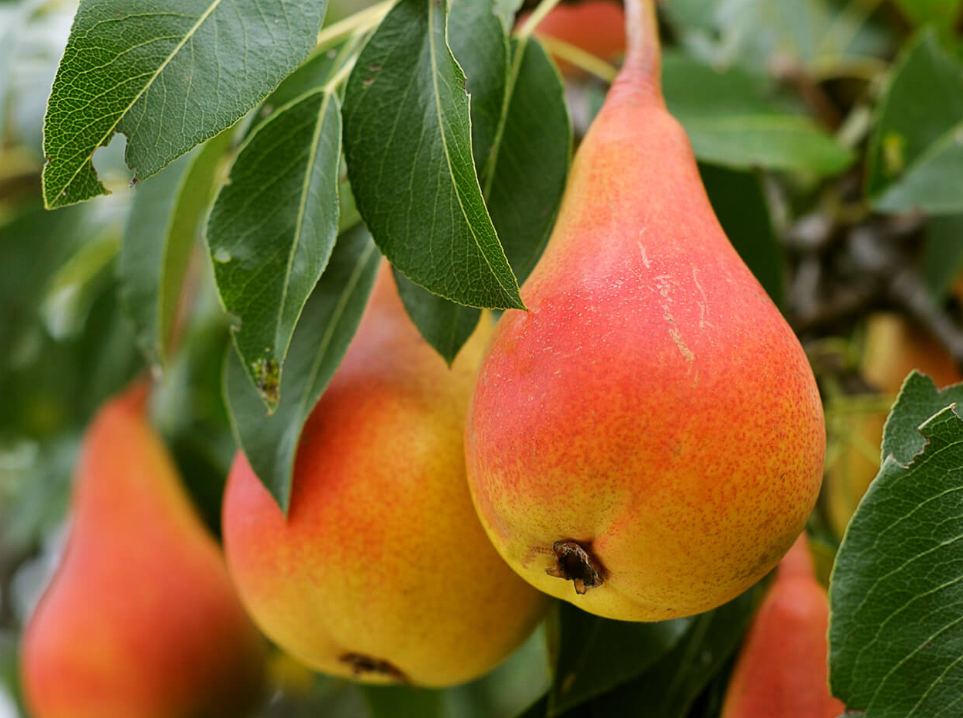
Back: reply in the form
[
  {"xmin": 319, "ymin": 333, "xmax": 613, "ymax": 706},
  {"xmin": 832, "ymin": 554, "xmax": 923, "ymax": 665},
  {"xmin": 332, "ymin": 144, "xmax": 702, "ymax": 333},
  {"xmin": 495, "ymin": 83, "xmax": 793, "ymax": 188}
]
[
  {"xmin": 21, "ymin": 384, "xmax": 266, "ymax": 718},
  {"xmin": 222, "ymin": 265, "xmax": 549, "ymax": 687},
  {"xmin": 518, "ymin": 0, "xmax": 625, "ymax": 77},
  {"xmin": 465, "ymin": 0, "xmax": 825, "ymax": 622},
  {"xmin": 720, "ymin": 534, "xmax": 845, "ymax": 718},
  {"xmin": 826, "ymin": 312, "xmax": 961, "ymax": 538}
]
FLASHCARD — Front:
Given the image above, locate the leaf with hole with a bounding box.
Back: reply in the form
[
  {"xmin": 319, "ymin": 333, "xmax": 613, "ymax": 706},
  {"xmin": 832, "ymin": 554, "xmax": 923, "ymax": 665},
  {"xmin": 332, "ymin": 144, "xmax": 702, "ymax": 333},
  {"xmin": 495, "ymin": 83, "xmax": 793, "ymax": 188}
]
[{"xmin": 41, "ymin": 0, "xmax": 326, "ymax": 208}]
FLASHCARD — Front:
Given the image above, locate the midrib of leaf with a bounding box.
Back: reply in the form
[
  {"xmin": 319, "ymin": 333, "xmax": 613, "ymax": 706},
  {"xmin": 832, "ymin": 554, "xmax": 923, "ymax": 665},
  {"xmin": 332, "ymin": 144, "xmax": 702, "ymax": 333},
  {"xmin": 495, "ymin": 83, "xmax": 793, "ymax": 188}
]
[
  {"xmin": 426, "ymin": 0, "xmax": 513, "ymax": 305},
  {"xmin": 156, "ymin": 165, "xmax": 191, "ymax": 357},
  {"xmin": 274, "ymin": 88, "xmax": 336, "ymax": 355},
  {"xmin": 480, "ymin": 36, "xmax": 527, "ymax": 198},
  {"xmin": 293, "ymin": 240, "xmax": 378, "ymax": 423},
  {"xmin": 51, "ymin": 0, "xmax": 225, "ymax": 197}
]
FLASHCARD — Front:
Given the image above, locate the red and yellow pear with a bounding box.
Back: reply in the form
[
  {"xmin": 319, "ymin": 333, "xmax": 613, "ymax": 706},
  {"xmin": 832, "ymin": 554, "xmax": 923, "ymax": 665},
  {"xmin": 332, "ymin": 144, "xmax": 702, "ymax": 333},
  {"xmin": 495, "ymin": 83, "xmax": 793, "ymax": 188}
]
[
  {"xmin": 21, "ymin": 384, "xmax": 266, "ymax": 718},
  {"xmin": 720, "ymin": 533, "xmax": 845, "ymax": 718},
  {"xmin": 465, "ymin": 0, "xmax": 825, "ymax": 621},
  {"xmin": 222, "ymin": 266, "xmax": 548, "ymax": 687}
]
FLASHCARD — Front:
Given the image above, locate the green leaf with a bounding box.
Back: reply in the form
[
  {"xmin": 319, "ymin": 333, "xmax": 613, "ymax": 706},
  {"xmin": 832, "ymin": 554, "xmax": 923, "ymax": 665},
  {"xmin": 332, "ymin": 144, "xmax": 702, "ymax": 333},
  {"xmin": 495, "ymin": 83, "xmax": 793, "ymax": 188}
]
[
  {"xmin": 393, "ymin": 269, "xmax": 480, "ymax": 365},
  {"xmin": 0, "ymin": 198, "xmax": 143, "ymax": 448},
  {"xmin": 663, "ymin": 0, "xmax": 893, "ymax": 76},
  {"xmin": 880, "ymin": 371, "xmax": 963, "ymax": 465},
  {"xmin": 0, "ymin": 631, "xmax": 21, "ymax": 711},
  {"xmin": 364, "ymin": 686, "xmax": 445, "ymax": 718},
  {"xmin": 342, "ymin": 0, "xmax": 524, "ymax": 311},
  {"xmin": 390, "ymin": 0, "xmax": 502, "ymax": 361},
  {"xmin": 485, "ymin": 37, "xmax": 571, "ymax": 284},
  {"xmin": 224, "ymin": 226, "xmax": 379, "ymax": 511},
  {"xmin": 448, "ymin": 0, "xmax": 508, "ymax": 169},
  {"xmin": 868, "ymin": 31, "xmax": 963, "ymax": 214},
  {"xmin": 247, "ymin": 37, "xmax": 355, "ymax": 138},
  {"xmin": 120, "ymin": 130, "xmax": 231, "ymax": 370},
  {"xmin": 37, "ymin": 194, "xmax": 131, "ymax": 342},
  {"xmin": 41, "ymin": 0, "xmax": 327, "ymax": 208},
  {"xmin": 921, "ymin": 215, "xmax": 963, "ymax": 300},
  {"xmin": 397, "ymin": 20, "xmax": 570, "ymax": 363},
  {"xmin": 663, "ymin": 52, "xmax": 852, "ymax": 176},
  {"xmin": 40, "ymin": 232, "xmax": 119, "ymax": 341},
  {"xmin": 492, "ymin": 0, "xmax": 523, "ymax": 31},
  {"xmin": 549, "ymin": 603, "xmax": 690, "ymax": 714},
  {"xmin": 559, "ymin": 587, "xmax": 760, "ymax": 717},
  {"xmin": 209, "ymin": 88, "xmax": 343, "ymax": 410},
  {"xmin": 150, "ymin": 274, "xmax": 235, "ymax": 531},
  {"xmin": 829, "ymin": 402, "xmax": 963, "ymax": 716},
  {"xmin": 515, "ymin": 695, "xmax": 549, "ymax": 718},
  {"xmin": 893, "ymin": 0, "xmax": 962, "ymax": 31},
  {"xmin": 700, "ymin": 165, "xmax": 784, "ymax": 309},
  {"xmin": 0, "ymin": 434, "xmax": 76, "ymax": 549}
]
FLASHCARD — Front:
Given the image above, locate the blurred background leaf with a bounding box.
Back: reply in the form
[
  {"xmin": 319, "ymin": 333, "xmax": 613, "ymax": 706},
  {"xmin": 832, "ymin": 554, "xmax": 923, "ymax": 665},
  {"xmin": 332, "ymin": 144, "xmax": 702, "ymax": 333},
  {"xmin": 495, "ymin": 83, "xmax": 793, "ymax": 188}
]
[
  {"xmin": 830, "ymin": 384, "xmax": 963, "ymax": 716},
  {"xmin": 867, "ymin": 31, "xmax": 963, "ymax": 214}
]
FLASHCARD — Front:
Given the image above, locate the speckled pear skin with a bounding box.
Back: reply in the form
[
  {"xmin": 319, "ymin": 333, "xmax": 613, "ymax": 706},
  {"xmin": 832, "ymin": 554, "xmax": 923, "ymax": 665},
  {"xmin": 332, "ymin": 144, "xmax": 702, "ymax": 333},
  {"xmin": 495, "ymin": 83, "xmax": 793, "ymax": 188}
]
[
  {"xmin": 21, "ymin": 384, "xmax": 266, "ymax": 718},
  {"xmin": 720, "ymin": 534, "xmax": 845, "ymax": 718},
  {"xmin": 464, "ymin": 0, "xmax": 825, "ymax": 622},
  {"xmin": 222, "ymin": 265, "xmax": 549, "ymax": 688}
]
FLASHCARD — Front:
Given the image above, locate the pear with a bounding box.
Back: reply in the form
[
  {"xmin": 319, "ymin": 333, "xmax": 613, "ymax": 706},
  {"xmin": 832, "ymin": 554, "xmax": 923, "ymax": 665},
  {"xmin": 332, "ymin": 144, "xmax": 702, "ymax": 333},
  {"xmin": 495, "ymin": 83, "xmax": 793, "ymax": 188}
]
[
  {"xmin": 465, "ymin": 0, "xmax": 825, "ymax": 621},
  {"xmin": 222, "ymin": 265, "xmax": 549, "ymax": 687},
  {"xmin": 21, "ymin": 384, "xmax": 266, "ymax": 718},
  {"xmin": 720, "ymin": 534, "xmax": 845, "ymax": 718}
]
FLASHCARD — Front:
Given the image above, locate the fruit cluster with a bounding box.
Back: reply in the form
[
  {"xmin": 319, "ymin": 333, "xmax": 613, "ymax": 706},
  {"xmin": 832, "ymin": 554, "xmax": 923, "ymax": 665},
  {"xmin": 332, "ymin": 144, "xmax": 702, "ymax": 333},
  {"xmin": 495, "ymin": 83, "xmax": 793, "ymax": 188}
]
[{"xmin": 19, "ymin": 1, "xmax": 838, "ymax": 716}]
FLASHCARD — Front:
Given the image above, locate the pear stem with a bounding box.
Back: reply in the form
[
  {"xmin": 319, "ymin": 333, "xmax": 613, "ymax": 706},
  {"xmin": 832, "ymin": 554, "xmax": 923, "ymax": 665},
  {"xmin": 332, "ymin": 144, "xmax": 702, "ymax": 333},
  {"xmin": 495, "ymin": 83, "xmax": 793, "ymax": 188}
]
[{"xmin": 621, "ymin": 0, "xmax": 662, "ymax": 95}]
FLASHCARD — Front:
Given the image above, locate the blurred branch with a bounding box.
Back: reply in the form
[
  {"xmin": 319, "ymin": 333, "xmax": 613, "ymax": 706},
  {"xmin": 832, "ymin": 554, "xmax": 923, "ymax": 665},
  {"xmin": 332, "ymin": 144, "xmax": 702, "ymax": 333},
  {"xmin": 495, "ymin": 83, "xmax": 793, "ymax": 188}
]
[
  {"xmin": 773, "ymin": 59, "xmax": 842, "ymax": 129},
  {"xmin": 786, "ymin": 202, "xmax": 963, "ymax": 373},
  {"xmin": 539, "ymin": 37, "xmax": 619, "ymax": 82}
]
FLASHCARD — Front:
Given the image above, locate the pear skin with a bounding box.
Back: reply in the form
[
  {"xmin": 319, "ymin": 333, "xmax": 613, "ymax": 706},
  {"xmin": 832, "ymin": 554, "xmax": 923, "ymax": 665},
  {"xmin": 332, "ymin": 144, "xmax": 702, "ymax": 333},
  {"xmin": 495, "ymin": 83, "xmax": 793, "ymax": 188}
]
[
  {"xmin": 222, "ymin": 265, "xmax": 549, "ymax": 688},
  {"xmin": 21, "ymin": 384, "xmax": 266, "ymax": 718},
  {"xmin": 465, "ymin": 0, "xmax": 825, "ymax": 622},
  {"xmin": 720, "ymin": 534, "xmax": 845, "ymax": 718},
  {"xmin": 826, "ymin": 312, "xmax": 962, "ymax": 538}
]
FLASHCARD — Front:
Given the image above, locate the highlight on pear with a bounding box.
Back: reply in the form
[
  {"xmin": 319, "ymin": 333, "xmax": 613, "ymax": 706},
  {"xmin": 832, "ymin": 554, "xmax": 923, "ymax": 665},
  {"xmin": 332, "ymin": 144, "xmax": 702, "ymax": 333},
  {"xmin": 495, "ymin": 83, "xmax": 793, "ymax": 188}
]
[{"xmin": 464, "ymin": 0, "xmax": 826, "ymax": 622}]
